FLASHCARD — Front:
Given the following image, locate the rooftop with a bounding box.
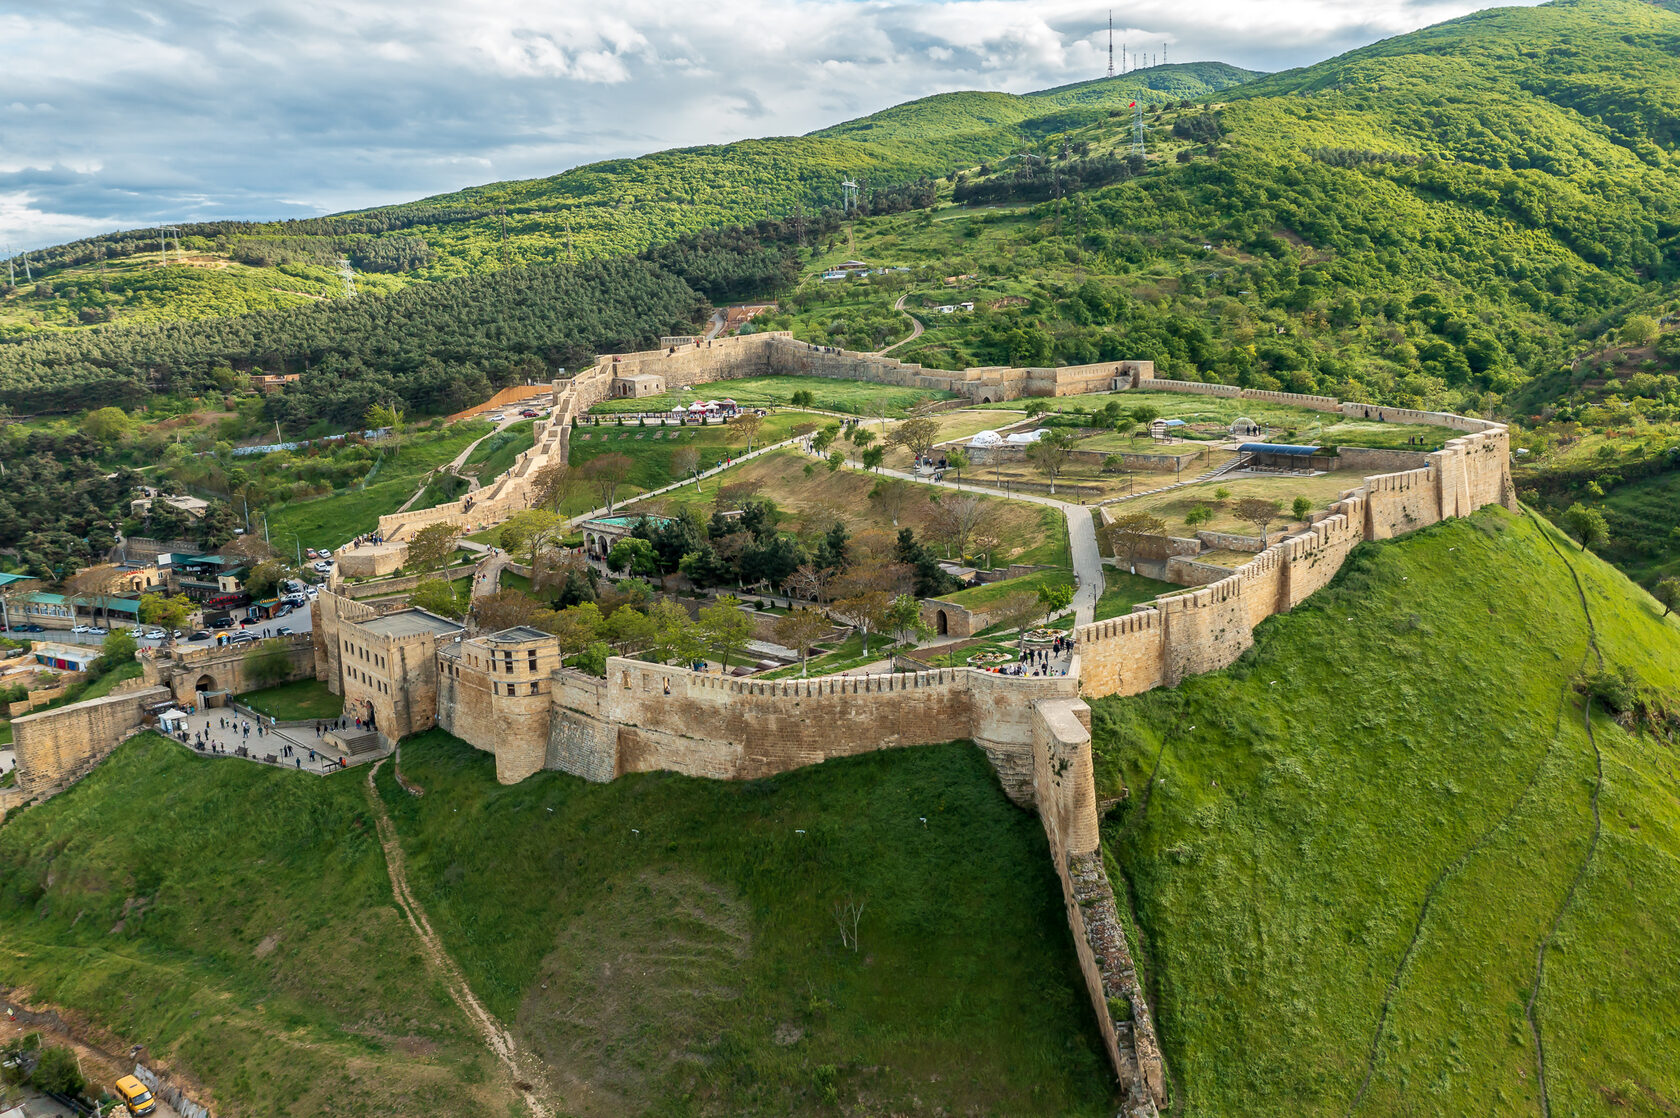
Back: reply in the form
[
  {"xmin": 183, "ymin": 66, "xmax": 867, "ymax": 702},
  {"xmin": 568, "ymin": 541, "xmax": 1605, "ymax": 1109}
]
[
  {"xmin": 1238, "ymin": 443, "xmax": 1328, "ymax": 456},
  {"xmin": 358, "ymin": 609, "xmax": 464, "ymax": 639},
  {"xmin": 488, "ymin": 625, "xmax": 553, "ymax": 644}
]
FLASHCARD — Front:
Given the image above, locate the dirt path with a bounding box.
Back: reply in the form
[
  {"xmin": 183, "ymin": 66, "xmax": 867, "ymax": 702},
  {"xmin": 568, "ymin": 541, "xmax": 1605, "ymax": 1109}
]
[
  {"xmin": 874, "ymin": 293, "xmax": 924, "ymax": 355},
  {"xmin": 396, "ymin": 414, "xmax": 519, "ymax": 514},
  {"xmin": 365, "ymin": 761, "xmax": 552, "ymax": 1118}
]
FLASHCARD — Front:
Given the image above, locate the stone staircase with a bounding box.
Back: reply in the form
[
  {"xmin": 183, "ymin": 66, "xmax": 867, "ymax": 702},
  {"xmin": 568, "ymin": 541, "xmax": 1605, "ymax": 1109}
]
[{"xmin": 324, "ymin": 728, "xmax": 385, "ymax": 759}]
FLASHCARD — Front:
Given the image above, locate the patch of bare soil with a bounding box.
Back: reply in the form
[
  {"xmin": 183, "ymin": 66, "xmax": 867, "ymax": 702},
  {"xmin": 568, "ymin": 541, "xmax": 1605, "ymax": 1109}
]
[{"xmin": 515, "ymin": 867, "xmax": 751, "ymax": 1117}]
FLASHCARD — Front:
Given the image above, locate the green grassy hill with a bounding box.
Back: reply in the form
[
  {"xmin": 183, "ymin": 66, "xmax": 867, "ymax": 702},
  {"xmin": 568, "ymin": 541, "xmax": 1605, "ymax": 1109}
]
[
  {"xmin": 0, "ymin": 735, "xmax": 1114, "ymax": 1117},
  {"xmin": 1093, "ymin": 506, "xmax": 1680, "ymax": 1115}
]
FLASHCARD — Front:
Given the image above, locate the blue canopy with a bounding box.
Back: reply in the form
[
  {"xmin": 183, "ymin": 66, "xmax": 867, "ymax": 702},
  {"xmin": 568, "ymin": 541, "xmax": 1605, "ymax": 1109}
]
[{"xmin": 1238, "ymin": 443, "xmax": 1324, "ymax": 456}]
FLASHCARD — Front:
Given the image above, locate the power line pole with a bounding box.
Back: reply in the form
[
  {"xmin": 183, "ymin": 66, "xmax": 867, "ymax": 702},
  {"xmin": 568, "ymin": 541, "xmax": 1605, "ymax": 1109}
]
[
  {"xmin": 1131, "ymin": 100, "xmax": 1146, "ymax": 158},
  {"xmin": 337, "ymin": 257, "xmax": 356, "ymax": 297}
]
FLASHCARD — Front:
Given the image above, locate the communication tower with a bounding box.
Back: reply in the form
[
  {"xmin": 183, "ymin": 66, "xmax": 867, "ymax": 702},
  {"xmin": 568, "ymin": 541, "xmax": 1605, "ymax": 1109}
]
[
  {"xmin": 840, "ymin": 176, "xmax": 859, "ymax": 214},
  {"xmin": 1107, "ymin": 13, "xmax": 1114, "ymax": 78}
]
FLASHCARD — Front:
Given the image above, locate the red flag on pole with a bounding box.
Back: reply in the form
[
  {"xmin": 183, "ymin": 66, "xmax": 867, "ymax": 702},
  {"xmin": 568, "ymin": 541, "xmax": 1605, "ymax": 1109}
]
[{"xmin": 1128, "ymin": 101, "xmax": 1136, "ymax": 107}]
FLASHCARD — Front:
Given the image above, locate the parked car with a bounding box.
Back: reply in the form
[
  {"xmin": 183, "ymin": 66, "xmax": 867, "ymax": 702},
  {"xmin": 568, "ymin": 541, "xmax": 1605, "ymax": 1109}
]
[
  {"xmin": 189, "ymin": 630, "xmax": 211, "ymax": 641},
  {"xmin": 275, "ymin": 604, "xmax": 294, "ymax": 618},
  {"xmin": 144, "ymin": 628, "xmax": 166, "ymax": 640},
  {"xmin": 306, "ymin": 586, "xmax": 319, "ymax": 598},
  {"xmin": 228, "ymin": 632, "xmax": 256, "ymax": 645},
  {"xmin": 209, "ymin": 617, "xmax": 236, "ymax": 630},
  {"xmin": 306, "ymin": 548, "xmax": 319, "ymax": 559},
  {"xmin": 319, "ymin": 548, "xmax": 332, "ymax": 558},
  {"xmin": 520, "ymin": 408, "xmax": 540, "ymax": 417},
  {"xmin": 88, "ymin": 626, "xmax": 108, "ymax": 635},
  {"xmin": 172, "ymin": 629, "xmax": 185, "ymax": 638},
  {"xmin": 115, "ymin": 1074, "xmax": 157, "ymax": 1116},
  {"xmin": 312, "ymin": 560, "xmax": 332, "ymax": 573},
  {"xmin": 128, "ymin": 627, "xmax": 145, "ymax": 638},
  {"xmin": 72, "ymin": 624, "xmax": 91, "ymax": 634},
  {"xmin": 273, "ymin": 625, "xmax": 292, "ymax": 635},
  {"xmin": 15, "ymin": 623, "xmax": 44, "ymax": 632}
]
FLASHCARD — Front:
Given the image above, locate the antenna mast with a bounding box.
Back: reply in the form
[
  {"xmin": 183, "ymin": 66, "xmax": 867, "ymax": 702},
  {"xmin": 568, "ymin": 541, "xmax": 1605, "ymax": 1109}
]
[
  {"xmin": 4, "ymin": 244, "xmax": 13, "ymax": 287},
  {"xmin": 1131, "ymin": 100, "xmax": 1146, "ymax": 158},
  {"xmin": 1107, "ymin": 12, "xmax": 1114, "ymax": 78}
]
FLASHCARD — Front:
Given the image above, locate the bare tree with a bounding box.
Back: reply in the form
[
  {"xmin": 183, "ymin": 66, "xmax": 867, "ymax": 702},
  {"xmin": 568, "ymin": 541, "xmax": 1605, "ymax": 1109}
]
[
  {"xmin": 786, "ymin": 562, "xmax": 832, "ymax": 605},
  {"xmin": 65, "ymin": 563, "xmax": 124, "ymax": 628},
  {"xmin": 774, "ymin": 607, "xmax": 833, "ymax": 675},
  {"xmin": 869, "ymin": 477, "xmax": 914, "ymax": 526},
  {"xmin": 531, "ymin": 460, "xmax": 584, "ymax": 515},
  {"xmin": 833, "ymin": 895, "xmax": 867, "ymax": 952},
  {"xmin": 0, "ymin": 576, "xmax": 41, "ymax": 632},
  {"xmin": 1104, "ymin": 511, "xmax": 1168, "ymax": 574},
  {"xmin": 671, "ymin": 446, "xmax": 702, "ymax": 491},
  {"xmin": 585, "ymin": 453, "xmax": 634, "ymax": 515},
  {"xmin": 994, "ymin": 590, "xmax": 1041, "ymax": 647},
  {"xmin": 1233, "ymin": 497, "xmax": 1284, "ymax": 545}
]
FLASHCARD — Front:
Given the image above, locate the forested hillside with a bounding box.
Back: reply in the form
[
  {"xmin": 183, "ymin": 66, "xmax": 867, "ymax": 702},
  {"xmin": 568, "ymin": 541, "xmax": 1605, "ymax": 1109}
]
[{"xmin": 0, "ymin": 63, "xmax": 1253, "ymax": 335}]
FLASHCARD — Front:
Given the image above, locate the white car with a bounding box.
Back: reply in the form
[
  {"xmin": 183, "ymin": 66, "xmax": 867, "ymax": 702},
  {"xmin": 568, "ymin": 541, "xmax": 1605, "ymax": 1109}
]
[
  {"xmin": 128, "ymin": 627, "xmax": 145, "ymax": 638},
  {"xmin": 312, "ymin": 560, "xmax": 332, "ymax": 573},
  {"xmin": 306, "ymin": 586, "xmax": 319, "ymax": 598},
  {"xmin": 72, "ymin": 624, "xmax": 91, "ymax": 634},
  {"xmin": 88, "ymin": 626, "xmax": 108, "ymax": 635},
  {"xmin": 319, "ymin": 548, "xmax": 332, "ymax": 558},
  {"xmin": 144, "ymin": 629, "xmax": 166, "ymax": 640}
]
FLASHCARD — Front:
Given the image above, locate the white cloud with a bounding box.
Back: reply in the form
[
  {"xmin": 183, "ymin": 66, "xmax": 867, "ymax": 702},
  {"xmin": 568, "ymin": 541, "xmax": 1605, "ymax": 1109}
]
[{"xmin": 0, "ymin": 0, "xmax": 1543, "ymax": 252}]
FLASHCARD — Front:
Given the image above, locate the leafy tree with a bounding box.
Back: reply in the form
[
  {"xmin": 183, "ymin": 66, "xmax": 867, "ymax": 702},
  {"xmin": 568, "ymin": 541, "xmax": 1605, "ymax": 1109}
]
[
  {"xmin": 945, "ymin": 446, "xmax": 969, "ymax": 480},
  {"xmin": 861, "ymin": 446, "xmax": 885, "ymax": 471},
  {"xmin": 244, "ymin": 639, "xmax": 295, "ymax": 687},
  {"xmin": 831, "ymin": 588, "xmax": 891, "ymax": 656},
  {"xmin": 894, "ymin": 527, "xmax": 958, "ymax": 597},
  {"xmin": 732, "ymin": 411, "xmax": 763, "ymax": 453},
  {"xmin": 410, "ymin": 578, "xmax": 468, "ymax": 619},
  {"xmin": 1562, "ymin": 503, "xmax": 1609, "ymax": 552},
  {"xmin": 30, "ymin": 1045, "xmax": 85, "ymax": 1098},
  {"xmin": 139, "ymin": 592, "xmax": 194, "ymax": 637},
  {"xmin": 827, "ymin": 451, "xmax": 845, "ymax": 473},
  {"xmin": 606, "ymin": 536, "xmax": 660, "ymax": 579},
  {"xmin": 1026, "ymin": 430, "xmax": 1078, "ymax": 494},
  {"xmin": 498, "ymin": 509, "xmax": 564, "ymax": 570},
  {"xmin": 850, "ymin": 427, "xmax": 876, "ymax": 449},
  {"xmin": 365, "ymin": 402, "xmax": 407, "ymax": 451},
  {"xmin": 1184, "ymin": 505, "xmax": 1213, "ymax": 528},
  {"xmin": 886, "ymin": 416, "xmax": 941, "ymax": 463},
  {"xmin": 1105, "ymin": 511, "xmax": 1168, "ymax": 573},
  {"xmin": 1234, "ymin": 497, "xmax": 1284, "ymax": 544},
  {"xmin": 544, "ymin": 601, "xmax": 604, "ymax": 656},
  {"xmin": 1292, "ymin": 496, "xmax": 1314, "ymax": 521},
  {"xmin": 474, "ymin": 588, "xmax": 539, "ymax": 631},
  {"xmin": 406, "ymin": 522, "xmax": 462, "ymax": 573},
  {"xmin": 1037, "ymin": 583, "xmax": 1074, "ymax": 625},
  {"xmin": 100, "ymin": 629, "xmax": 138, "ymax": 671},
  {"xmin": 886, "ymin": 593, "xmax": 931, "ymax": 644},
  {"xmin": 699, "ymin": 595, "xmax": 752, "ymax": 669},
  {"xmin": 244, "ymin": 559, "xmax": 289, "ymax": 600},
  {"xmin": 80, "ymin": 406, "xmax": 130, "ymax": 444},
  {"xmin": 994, "ymin": 591, "xmax": 1041, "ymax": 647},
  {"xmin": 1619, "ymin": 315, "xmax": 1659, "ymax": 347},
  {"xmin": 1652, "ymin": 577, "xmax": 1680, "ymax": 618}
]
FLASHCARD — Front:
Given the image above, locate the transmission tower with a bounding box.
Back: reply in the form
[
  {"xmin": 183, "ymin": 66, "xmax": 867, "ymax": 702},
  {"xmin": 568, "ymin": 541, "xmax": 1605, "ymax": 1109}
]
[
  {"xmin": 337, "ymin": 257, "xmax": 357, "ymax": 297},
  {"xmin": 1121, "ymin": 40, "xmax": 1127, "ymax": 74},
  {"xmin": 1131, "ymin": 100, "xmax": 1146, "ymax": 158},
  {"xmin": 840, "ymin": 176, "xmax": 859, "ymax": 214},
  {"xmin": 1107, "ymin": 12, "xmax": 1114, "ymax": 78}
]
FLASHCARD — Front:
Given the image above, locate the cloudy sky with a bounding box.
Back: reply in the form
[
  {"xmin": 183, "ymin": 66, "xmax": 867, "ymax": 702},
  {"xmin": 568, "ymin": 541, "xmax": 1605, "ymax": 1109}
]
[{"xmin": 2, "ymin": 0, "xmax": 1535, "ymax": 252}]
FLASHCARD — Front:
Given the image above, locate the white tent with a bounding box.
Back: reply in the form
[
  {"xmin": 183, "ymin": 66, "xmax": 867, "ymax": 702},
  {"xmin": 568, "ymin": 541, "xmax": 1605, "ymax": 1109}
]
[
  {"xmin": 157, "ymin": 708, "xmax": 190, "ymax": 729},
  {"xmin": 1005, "ymin": 428, "xmax": 1050, "ymax": 445},
  {"xmin": 967, "ymin": 430, "xmax": 1005, "ymax": 449},
  {"xmin": 670, "ymin": 405, "xmax": 687, "ymax": 413}
]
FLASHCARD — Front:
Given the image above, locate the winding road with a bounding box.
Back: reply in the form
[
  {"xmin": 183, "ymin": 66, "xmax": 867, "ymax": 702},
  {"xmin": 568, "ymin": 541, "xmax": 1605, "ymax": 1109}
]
[{"xmin": 874, "ymin": 292, "xmax": 925, "ymax": 356}]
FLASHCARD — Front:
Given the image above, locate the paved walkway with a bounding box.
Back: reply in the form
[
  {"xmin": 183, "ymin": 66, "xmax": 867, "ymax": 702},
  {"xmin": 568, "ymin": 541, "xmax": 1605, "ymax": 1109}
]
[
  {"xmin": 396, "ymin": 412, "xmax": 525, "ymax": 514},
  {"xmin": 829, "ymin": 453, "xmax": 1106, "ymax": 626},
  {"xmin": 163, "ymin": 707, "xmax": 362, "ymax": 777},
  {"xmin": 470, "ymin": 550, "xmax": 512, "ymax": 601}
]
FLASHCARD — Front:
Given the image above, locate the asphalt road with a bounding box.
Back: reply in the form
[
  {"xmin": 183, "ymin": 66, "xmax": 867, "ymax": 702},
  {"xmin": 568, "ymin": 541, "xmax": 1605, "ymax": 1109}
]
[{"xmin": 5, "ymin": 595, "xmax": 317, "ymax": 649}]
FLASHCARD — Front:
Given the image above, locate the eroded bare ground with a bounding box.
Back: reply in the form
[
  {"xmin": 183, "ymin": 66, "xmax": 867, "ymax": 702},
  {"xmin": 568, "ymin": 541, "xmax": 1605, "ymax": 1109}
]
[
  {"xmin": 515, "ymin": 868, "xmax": 751, "ymax": 1117},
  {"xmin": 365, "ymin": 759, "xmax": 553, "ymax": 1118}
]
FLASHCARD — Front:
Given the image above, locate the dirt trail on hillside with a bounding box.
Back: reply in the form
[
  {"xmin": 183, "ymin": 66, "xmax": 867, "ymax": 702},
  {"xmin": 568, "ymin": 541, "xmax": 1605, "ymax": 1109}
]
[{"xmin": 365, "ymin": 761, "xmax": 553, "ymax": 1118}]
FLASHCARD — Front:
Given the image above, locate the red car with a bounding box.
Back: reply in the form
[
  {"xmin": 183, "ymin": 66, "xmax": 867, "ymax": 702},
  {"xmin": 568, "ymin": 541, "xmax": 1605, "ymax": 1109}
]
[{"xmin": 520, "ymin": 409, "xmax": 540, "ymax": 418}]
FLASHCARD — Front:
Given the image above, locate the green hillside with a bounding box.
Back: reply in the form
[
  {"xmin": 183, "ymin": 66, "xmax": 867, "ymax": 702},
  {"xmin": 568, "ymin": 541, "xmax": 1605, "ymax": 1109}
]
[
  {"xmin": 0, "ymin": 64, "xmax": 1255, "ymax": 336},
  {"xmin": 0, "ymin": 735, "xmax": 1114, "ymax": 1117},
  {"xmin": 1094, "ymin": 507, "xmax": 1680, "ymax": 1115}
]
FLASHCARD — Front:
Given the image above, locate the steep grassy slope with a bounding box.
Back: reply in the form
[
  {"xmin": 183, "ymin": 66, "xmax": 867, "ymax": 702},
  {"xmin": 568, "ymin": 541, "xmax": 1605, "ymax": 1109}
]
[
  {"xmin": 375, "ymin": 735, "xmax": 1114, "ymax": 1117},
  {"xmin": 0, "ymin": 733, "xmax": 1115, "ymax": 1116},
  {"xmin": 0, "ymin": 735, "xmax": 502, "ymax": 1117},
  {"xmin": 1092, "ymin": 507, "xmax": 1680, "ymax": 1115}
]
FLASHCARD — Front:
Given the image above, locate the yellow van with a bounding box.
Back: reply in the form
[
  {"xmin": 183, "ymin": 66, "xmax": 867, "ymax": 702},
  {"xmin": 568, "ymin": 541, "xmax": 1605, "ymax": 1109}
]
[{"xmin": 115, "ymin": 1075, "xmax": 157, "ymax": 1116}]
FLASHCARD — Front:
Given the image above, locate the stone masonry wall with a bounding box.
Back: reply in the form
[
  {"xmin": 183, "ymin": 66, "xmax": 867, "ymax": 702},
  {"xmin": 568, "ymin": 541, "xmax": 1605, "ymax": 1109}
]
[{"xmin": 11, "ymin": 687, "xmax": 171, "ymax": 799}]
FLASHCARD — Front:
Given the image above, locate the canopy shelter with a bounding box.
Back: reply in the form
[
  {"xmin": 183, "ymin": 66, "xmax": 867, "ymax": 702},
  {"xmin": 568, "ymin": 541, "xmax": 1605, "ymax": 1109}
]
[{"xmin": 1236, "ymin": 443, "xmax": 1335, "ymax": 471}]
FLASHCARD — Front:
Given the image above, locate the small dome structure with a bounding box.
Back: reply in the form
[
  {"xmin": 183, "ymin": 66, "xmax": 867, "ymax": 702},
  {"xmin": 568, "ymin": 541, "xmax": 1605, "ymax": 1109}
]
[{"xmin": 1231, "ymin": 416, "xmax": 1263, "ymax": 437}]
